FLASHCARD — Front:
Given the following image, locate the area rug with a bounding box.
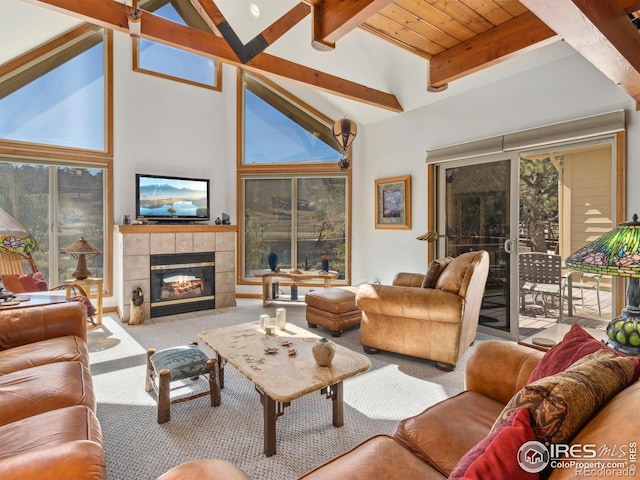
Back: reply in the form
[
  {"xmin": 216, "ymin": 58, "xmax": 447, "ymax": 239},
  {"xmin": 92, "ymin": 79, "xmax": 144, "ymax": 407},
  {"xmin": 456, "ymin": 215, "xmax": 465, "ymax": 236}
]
[{"xmin": 88, "ymin": 299, "xmax": 497, "ymax": 480}]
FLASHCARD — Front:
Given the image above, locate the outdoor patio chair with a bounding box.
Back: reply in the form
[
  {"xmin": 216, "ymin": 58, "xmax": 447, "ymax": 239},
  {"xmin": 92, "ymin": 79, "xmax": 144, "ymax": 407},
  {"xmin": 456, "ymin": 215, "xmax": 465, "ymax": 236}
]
[{"xmin": 519, "ymin": 252, "xmax": 568, "ymax": 320}]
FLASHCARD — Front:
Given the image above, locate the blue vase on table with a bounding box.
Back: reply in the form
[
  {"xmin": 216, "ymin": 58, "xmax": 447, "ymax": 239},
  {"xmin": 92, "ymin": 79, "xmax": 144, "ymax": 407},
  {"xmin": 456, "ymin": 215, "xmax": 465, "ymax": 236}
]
[
  {"xmin": 268, "ymin": 253, "xmax": 278, "ymax": 272},
  {"xmin": 321, "ymin": 257, "xmax": 329, "ymax": 273}
]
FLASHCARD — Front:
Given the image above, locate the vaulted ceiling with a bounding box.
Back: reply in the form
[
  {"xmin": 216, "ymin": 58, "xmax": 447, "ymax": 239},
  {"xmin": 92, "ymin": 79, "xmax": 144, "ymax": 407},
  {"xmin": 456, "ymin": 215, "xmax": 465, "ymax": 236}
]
[{"xmin": 12, "ymin": 0, "xmax": 640, "ymax": 115}]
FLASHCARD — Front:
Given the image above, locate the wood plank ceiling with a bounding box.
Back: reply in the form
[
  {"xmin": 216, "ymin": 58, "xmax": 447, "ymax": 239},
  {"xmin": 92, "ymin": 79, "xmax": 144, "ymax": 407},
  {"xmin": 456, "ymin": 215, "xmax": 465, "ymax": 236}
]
[{"xmin": 27, "ymin": 0, "xmax": 640, "ymax": 109}]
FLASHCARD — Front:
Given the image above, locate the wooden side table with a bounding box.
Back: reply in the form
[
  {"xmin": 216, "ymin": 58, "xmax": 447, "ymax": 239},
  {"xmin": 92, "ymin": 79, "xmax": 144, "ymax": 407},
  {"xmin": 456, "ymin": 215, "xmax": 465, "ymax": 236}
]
[
  {"xmin": 518, "ymin": 323, "xmax": 606, "ymax": 352},
  {"xmin": 65, "ymin": 277, "xmax": 103, "ymax": 325}
]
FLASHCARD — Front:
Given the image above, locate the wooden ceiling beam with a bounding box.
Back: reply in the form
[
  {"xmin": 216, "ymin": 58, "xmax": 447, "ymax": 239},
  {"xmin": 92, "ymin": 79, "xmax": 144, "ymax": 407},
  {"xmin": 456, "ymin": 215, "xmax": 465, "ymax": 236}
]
[
  {"xmin": 520, "ymin": 0, "xmax": 640, "ymax": 106},
  {"xmin": 616, "ymin": 0, "xmax": 640, "ymax": 12},
  {"xmin": 189, "ymin": 1, "xmax": 310, "ymax": 63},
  {"xmin": 245, "ymin": 53, "xmax": 402, "ymax": 112},
  {"xmin": 311, "ymin": 0, "xmax": 394, "ymax": 50},
  {"xmin": 428, "ymin": 11, "xmax": 556, "ymax": 89},
  {"xmin": 30, "ymin": 0, "xmax": 401, "ymax": 111}
]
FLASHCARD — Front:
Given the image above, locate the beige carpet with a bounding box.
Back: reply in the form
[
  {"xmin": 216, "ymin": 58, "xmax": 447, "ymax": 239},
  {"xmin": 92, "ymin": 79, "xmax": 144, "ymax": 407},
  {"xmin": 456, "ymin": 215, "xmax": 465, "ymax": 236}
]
[{"xmin": 88, "ymin": 299, "xmax": 496, "ymax": 479}]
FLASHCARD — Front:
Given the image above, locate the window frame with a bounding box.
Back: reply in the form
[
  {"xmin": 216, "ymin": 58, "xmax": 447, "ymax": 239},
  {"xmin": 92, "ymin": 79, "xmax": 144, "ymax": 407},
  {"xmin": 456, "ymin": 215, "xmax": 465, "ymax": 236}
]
[
  {"xmin": 131, "ymin": 1, "xmax": 222, "ymax": 91},
  {"xmin": 0, "ymin": 27, "xmax": 114, "ymax": 296},
  {"xmin": 237, "ymin": 70, "xmax": 352, "ymax": 286}
]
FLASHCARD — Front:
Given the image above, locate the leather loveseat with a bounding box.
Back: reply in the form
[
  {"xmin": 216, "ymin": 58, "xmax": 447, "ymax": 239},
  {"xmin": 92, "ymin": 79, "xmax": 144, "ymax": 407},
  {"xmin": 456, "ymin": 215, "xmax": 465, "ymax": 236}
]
[
  {"xmin": 299, "ymin": 330, "xmax": 640, "ymax": 479},
  {"xmin": 356, "ymin": 250, "xmax": 490, "ymax": 370},
  {"xmin": 0, "ymin": 302, "xmax": 105, "ymax": 480}
]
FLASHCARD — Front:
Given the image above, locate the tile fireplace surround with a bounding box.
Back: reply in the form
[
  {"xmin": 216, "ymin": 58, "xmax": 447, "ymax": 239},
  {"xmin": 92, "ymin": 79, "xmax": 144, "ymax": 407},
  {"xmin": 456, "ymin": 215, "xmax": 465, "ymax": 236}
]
[{"xmin": 114, "ymin": 224, "xmax": 237, "ymax": 322}]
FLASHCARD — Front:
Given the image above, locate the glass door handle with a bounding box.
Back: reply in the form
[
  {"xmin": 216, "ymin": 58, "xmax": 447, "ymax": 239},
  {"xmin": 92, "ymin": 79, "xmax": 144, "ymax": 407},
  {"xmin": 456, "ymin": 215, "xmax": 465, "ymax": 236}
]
[{"xmin": 504, "ymin": 238, "xmax": 516, "ymax": 254}]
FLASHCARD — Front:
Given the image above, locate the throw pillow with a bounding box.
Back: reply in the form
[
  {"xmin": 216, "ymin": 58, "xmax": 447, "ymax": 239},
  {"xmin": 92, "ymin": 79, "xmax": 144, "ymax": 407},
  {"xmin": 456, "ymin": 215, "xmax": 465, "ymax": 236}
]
[
  {"xmin": 528, "ymin": 324, "xmax": 640, "ymax": 383},
  {"xmin": 449, "ymin": 408, "xmax": 537, "ymax": 480},
  {"xmin": 421, "ymin": 257, "xmax": 453, "ymax": 289},
  {"xmin": 1, "ymin": 274, "xmax": 25, "ymax": 293},
  {"xmin": 493, "ymin": 349, "xmax": 635, "ymax": 445},
  {"xmin": 19, "ymin": 273, "xmax": 39, "ymax": 292},
  {"xmin": 32, "ymin": 272, "xmax": 48, "ymax": 291}
]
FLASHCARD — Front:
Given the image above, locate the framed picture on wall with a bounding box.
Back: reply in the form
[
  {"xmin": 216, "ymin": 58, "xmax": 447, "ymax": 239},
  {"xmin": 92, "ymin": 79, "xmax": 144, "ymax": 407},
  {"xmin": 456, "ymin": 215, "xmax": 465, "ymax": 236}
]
[{"xmin": 375, "ymin": 175, "xmax": 411, "ymax": 229}]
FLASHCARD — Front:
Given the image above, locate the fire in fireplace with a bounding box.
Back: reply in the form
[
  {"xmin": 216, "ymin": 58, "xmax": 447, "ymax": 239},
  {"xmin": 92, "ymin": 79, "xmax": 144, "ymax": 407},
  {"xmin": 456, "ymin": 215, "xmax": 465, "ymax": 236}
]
[{"xmin": 150, "ymin": 252, "xmax": 214, "ymax": 317}]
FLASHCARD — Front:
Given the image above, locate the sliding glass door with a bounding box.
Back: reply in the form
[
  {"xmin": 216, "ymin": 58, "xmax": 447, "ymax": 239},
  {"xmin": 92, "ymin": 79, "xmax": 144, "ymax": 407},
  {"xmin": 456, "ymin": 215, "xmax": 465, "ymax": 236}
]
[
  {"xmin": 434, "ymin": 137, "xmax": 618, "ymax": 340},
  {"xmin": 436, "ymin": 156, "xmax": 514, "ymax": 335},
  {"xmin": 0, "ymin": 160, "xmax": 106, "ymax": 287}
]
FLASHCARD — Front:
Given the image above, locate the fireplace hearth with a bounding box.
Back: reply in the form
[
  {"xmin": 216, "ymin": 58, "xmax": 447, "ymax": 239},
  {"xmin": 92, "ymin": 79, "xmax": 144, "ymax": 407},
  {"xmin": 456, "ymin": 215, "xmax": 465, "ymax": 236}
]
[{"xmin": 150, "ymin": 252, "xmax": 214, "ymax": 317}]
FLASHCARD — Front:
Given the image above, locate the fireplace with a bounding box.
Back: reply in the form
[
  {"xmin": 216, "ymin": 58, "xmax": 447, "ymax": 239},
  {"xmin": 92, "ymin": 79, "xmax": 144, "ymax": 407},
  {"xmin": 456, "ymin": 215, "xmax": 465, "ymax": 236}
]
[{"xmin": 150, "ymin": 252, "xmax": 215, "ymax": 317}]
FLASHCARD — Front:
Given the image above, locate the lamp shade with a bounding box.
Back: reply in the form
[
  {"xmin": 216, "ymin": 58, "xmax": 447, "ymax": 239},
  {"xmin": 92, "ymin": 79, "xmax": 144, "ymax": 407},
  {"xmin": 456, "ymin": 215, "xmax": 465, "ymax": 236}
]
[
  {"xmin": 416, "ymin": 232, "xmax": 440, "ymax": 242},
  {"xmin": 566, "ymin": 214, "xmax": 640, "ymax": 354},
  {"xmin": 63, "ymin": 237, "xmax": 101, "ymax": 280},
  {"xmin": 0, "ymin": 207, "xmax": 37, "ymax": 253},
  {"xmin": 565, "ymin": 214, "xmax": 640, "ymax": 277},
  {"xmin": 63, "ymin": 237, "xmax": 101, "ymax": 256}
]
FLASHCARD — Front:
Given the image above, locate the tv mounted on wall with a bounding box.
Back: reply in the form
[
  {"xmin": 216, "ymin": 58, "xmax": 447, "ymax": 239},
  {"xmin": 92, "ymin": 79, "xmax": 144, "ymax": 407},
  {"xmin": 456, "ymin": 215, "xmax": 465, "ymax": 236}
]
[{"xmin": 135, "ymin": 173, "xmax": 210, "ymax": 223}]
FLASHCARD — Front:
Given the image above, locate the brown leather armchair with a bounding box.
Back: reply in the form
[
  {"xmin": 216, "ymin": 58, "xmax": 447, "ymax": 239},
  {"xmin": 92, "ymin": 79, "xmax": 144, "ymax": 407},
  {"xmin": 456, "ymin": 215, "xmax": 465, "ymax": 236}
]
[{"xmin": 356, "ymin": 250, "xmax": 490, "ymax": 371}]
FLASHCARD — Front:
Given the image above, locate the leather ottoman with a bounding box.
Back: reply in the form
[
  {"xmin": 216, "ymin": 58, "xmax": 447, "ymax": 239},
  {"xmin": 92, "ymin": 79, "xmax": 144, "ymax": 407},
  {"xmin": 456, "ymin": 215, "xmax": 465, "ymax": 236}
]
[{"xmin": 305, "ymin": 286, "xmax": 361, "ymax": 337}]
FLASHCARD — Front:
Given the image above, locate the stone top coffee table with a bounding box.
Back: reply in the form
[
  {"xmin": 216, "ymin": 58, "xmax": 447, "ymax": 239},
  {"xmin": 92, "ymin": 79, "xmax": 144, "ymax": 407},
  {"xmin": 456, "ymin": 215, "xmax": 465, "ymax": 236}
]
[{"xmin": 198, "ymin": 321, "xmax": 371, "ymax": 456}]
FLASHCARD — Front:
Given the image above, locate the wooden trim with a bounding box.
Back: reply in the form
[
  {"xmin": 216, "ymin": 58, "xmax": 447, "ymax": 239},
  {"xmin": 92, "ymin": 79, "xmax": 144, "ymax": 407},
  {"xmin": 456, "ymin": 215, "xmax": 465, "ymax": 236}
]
[
  {"xmin": 427, "ymin": 163, "xmax": 436, "ymax": 262},
  {"xmin": 614, "ymin": 130, "xmax": 627, "ymax": 315}
]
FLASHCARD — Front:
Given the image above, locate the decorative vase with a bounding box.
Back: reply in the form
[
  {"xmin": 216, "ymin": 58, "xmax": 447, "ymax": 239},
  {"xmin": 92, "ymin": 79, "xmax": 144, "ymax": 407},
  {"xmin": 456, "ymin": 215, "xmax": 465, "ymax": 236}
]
[
  {"xmin": 321, "ymin": 256, "xmax": 329, "ymax": 273},
  {"xmin": 268, "ymin": 252, "xmax": 278, "ymax": 271},
  {"xmin": 312, "ymin": 337, "xmax": 336, "ymax": 367}
]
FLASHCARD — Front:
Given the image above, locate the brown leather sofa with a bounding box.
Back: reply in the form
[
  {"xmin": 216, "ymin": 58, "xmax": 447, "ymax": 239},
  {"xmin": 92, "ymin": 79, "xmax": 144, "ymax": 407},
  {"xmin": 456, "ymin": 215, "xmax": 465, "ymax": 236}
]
[
  {"xmin": 0, "ymin": 302, "xmax": 105, "ymax": 480},
  {"xmin": 356, "ymin": 250, "xmax": 490, "ymax": 370},
  {"xmin": 298, "ymin": 339, "xmax": 639, "ymax": 479}
]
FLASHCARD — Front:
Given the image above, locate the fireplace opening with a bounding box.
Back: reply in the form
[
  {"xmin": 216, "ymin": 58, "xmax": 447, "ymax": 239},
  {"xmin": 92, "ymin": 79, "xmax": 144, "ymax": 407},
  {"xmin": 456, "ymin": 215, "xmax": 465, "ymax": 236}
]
[{"xmin": 150, "ymin": 252, "xmax": 214, "ymax": 317}]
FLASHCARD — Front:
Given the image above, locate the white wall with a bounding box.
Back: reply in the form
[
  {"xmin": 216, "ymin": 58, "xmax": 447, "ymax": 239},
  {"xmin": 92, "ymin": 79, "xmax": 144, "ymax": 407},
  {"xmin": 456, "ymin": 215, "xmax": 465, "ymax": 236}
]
[
  {"xmin": 108, "ymin": 30, "xmax": 640, "ymax": 302},
  {"xmin": 112, "ymin": 32, "xmax": 237, "ymax": 223},
  {"xmin": 353, "ymin": 51, "xmax": 640, "ymax": 285}
]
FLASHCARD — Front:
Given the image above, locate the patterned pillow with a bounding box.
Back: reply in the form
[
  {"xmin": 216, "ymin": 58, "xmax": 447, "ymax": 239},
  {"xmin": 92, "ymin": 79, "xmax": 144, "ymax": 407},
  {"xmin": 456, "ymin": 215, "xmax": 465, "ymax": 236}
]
[
  {"xmin": 493, "ymin": 349, "xmax": 635, "ymax": 445},
  {"xmin": 421, "ymin": 257, "xmax": 453, "ymax": 289}
]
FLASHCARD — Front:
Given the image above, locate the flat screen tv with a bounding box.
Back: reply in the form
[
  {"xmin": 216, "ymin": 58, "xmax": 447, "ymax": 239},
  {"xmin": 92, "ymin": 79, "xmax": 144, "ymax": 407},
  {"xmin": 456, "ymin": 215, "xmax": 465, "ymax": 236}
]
[{"xmin": 135, "ymin": 173, "xmax": 210, "ymax": 223}]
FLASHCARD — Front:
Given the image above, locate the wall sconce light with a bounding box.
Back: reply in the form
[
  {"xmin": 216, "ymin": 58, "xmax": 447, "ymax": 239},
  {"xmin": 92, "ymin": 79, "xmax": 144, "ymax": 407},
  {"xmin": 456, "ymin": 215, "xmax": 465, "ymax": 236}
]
[
  {"xmin": 126, "ymin": 7, "xmax": 142, "ymax": 37},
  {"xmin": 332, "ymin": 117, "xmax": 357, "ymax": 170},
  {"xmin": 417, "ymin": 231, "xmax": 449, "ymax": 256},
  {"xmin": 63, "ymin": 237, "xmax": 102, "ymax": 280}
]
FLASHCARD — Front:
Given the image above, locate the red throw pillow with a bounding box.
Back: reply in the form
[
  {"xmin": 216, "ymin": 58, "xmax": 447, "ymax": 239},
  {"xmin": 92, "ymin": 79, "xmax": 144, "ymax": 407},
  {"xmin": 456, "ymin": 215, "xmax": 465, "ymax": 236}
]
[
  {"xmin": 1, "ymin": 274, "xmax": 25, "ymax": 293},
  {"xmin": 449, "ymin": 408, "xmax": 537, "ymax": 480},
  {"xmin": 19, "ymin": 273, "xmax": 39, "ymax": 292},
  {"xmin": 31, "ymin": 272, "xmax": 48, "ymax": 291},
  {"xmin": 527, "ymin": 324, "xmax": 640, "ymax": 383}
]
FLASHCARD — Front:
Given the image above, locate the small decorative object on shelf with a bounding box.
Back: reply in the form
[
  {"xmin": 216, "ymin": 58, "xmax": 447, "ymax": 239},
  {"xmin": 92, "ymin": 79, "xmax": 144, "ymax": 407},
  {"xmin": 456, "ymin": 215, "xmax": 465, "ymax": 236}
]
[
  {"xmin": 260, "ymin": 314, "xmax": 269, "ymax": 330},
  {"xmin": 276, "ymin": 308, "xmax": 286, "ymax": 330},
  {"xmin": 312, "ymin": 337, "xmax": 336, "ymax": 366},
  {"xmin": 290, "ymin": 282, "xmax": 298, "ymax": 301},
  {"xmin": 268, "ymin": 252, "xmax": 278, "ymax": 272},
  {"xmin": 304, "ymin": 257, "xmax": 310, "ymax": 271},
  {"xmin": 321, "ymin": 256, "xmax": 329, "ymax": 273}
]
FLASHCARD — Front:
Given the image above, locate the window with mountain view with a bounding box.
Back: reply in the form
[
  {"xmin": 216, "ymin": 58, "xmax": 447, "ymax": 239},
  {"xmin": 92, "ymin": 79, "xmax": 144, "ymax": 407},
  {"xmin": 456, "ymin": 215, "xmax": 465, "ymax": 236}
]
[{"xmin": 239, "ymin": 73, "xmax": 350, "ymax": 283}]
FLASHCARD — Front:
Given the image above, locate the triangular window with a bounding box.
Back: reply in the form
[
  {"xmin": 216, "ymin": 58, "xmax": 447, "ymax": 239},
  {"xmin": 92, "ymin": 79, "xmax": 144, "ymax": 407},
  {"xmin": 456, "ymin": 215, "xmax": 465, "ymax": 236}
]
[
  {"xmin": 0, "ymin": 27, "xmax": 107, "ymax": 151},
  {"xmin": 243, "ymin": 75, "xmax": 341, "ymax": 164}
]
